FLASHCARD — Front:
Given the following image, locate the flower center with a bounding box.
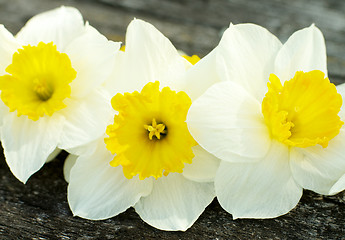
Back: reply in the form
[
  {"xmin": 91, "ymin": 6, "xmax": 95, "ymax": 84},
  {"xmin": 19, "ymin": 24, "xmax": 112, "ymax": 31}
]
[
  {"xmin": 144, "ymin": 118, "xmax": 167, "ymax": 140},
  {"xmin": 33, "ymin": 77, "xmax": 53, "ymax": 101},
  {"xmin": 105, "ymin": 81, "xmax": 196, "ymax": 180},
  {"xmin": 262, "ymin": 70, "xmax": 343, "ymax": 148},
  {"xmin": 0, "ymin": 42, "xmax": 76, "ymax": 121}
]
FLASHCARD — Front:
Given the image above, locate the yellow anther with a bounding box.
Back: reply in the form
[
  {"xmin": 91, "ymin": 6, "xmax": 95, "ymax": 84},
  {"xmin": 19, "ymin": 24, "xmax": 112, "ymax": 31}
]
[
  {"xmin": 105, "ymin": 81, "xmax": 196, "ymax": 180},
  {"xmin": 144, "ymin": 118, "xmax": 167, "ymax": 140},
  {"xmin": 0, "ymin": 42, "xmax": 76, "ymax": 120}
]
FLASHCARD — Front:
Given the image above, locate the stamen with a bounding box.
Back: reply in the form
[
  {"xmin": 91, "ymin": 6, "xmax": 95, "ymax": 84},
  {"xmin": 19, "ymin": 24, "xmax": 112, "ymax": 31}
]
[
  {"xmin": 144, "ymin": 118, "xmax": 167, "ymax": 140},
  {"xmin": 0, "ymin": 42, "xmax": 76, "ymax": 120},
  {"xmin": 105, "ymin": 81, "xmax": 196, "ymax": 180}
]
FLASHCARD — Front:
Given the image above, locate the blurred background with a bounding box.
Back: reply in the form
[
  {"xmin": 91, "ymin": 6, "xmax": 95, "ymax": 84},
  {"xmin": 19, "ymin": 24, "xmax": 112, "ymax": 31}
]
[{"xmin": 1, "ymin": 0, "xmax": 345, "ymax": 83}]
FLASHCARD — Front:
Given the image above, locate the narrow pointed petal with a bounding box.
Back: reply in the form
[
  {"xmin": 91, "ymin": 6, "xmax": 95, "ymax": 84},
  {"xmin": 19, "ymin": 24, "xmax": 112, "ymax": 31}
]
[
  {"xmin": 135, "ymin": 173, "xmax": 215, "ymax": 231},
  {"xmin": 215, "ymin": 141, "xmax": 302, "ymax": 219},
  {"xmin": 68, "ymin": 139, "xmax": 153, "ymax": 220},
  {"xmin": 275, "ymin": 25, "xmax": 327, "ymax": 81},
  {"xmin": 187, "ymin": 80, "xmax": 271, "ymax": 161},
  {"xmin": 1, "ymin": 113, "xmax": 64, "ymax": 183},
  {"xmin": 217, "ymin": 23, "xmax": 282, "ymax": 101}
]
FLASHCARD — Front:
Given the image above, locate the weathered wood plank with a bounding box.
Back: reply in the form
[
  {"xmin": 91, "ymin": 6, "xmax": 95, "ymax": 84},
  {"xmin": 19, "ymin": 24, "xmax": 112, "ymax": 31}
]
[
  {"xmin": 0, "ymin": 0, "xmax": 344, "ymax": 238},
  {"xmin": 0, "ymin": 154, "xmax": 344, "ymax": 239}
]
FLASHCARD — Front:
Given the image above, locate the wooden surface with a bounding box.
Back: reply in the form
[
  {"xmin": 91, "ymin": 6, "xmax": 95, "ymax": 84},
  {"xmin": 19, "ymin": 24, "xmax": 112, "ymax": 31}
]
[{"xmin": 0, "ymin": 0, "xmax": 345, "ymax": 239}]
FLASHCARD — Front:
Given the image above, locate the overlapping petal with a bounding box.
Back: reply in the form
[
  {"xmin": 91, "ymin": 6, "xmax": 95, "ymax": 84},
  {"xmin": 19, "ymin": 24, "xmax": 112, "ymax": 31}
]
[
  {"xmin": 216, "ymin": 23, "xmax": 282, "ymax": 101},
  {"xmin": 63, "ymin": 154, "xmax": 77, "ymax": 183},
  {"xmin": 336, "ymin": 83, "xmax": 345, "ymax": 120},
  {"xmin": 66, "ymin": 25, "xmax": 120, "ymax": 98},
  {"xmin": 186, "ymin": 22, "xmax": 343, "ymax": 221},
  {"xmin": 274, "ymin": 25, "xmax": 327, "ymax": 82},
  {"xmin": 182, "ymin": 145, "xmax": 220, "ymax": 182},
  {"xmin": 290, "ymin": 129, "xmax": 345, "ymax": 195},
  {"xmin": 0, "ymin": 25, "xmax": 21, "ymax": 75},
  {"xmin": 1, "ymin": 113, "xmax": 64, "ymax": 183},
  {"xmin": 66, "ymin": 18, "xmax": 216, "ymax": 230},
  {"xmin": 46, "ymin": 148, "xmax": 62, "ymax": 163},
  {"xmin": 122, "ymin": 19, "xmax": 186, "ymax": 92},
  {"xmin": 134, "ymin": 173, "xmax": 214, "ymax": 231},
  {"xmin": 64, "ymin": 138, "xmax": 103, "ymax": 183},
  {"xmin": 215, "ymin": 141, "xmax": 302, "ymax": 219},
  {"xmin": 187, "ymin": 80, "xmax": 271, "ymax": 161},
  {"xmin": 68, "ymin": 139, "xmax": 153, "ymax": 220},
  {"xmin": 0, "ymin": 6, "xmax": 121, "ymax": 184},
  {"xmin": 330, "ymin": 173, "xmax": 345, "ymax": 195},
  {"xmin": 58, "ymin": 89, "xmax": 114, "ymax": 150},
  {"xmin": 177, "ymin": 50, "xmax": 221, "ymax": 101}
]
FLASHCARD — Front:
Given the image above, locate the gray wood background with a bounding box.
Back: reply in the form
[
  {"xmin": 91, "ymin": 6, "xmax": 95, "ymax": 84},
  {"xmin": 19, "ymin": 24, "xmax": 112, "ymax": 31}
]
[{"xmin": 0, "ymin": 0, "xmax": 344, "ymax": 239}]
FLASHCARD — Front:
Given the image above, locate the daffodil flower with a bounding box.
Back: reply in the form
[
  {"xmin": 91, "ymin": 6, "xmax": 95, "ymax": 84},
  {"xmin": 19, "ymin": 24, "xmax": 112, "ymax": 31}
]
[
  {"xmin": 66, "ymin": 19, "xmax": 219, "ymax": 231},
  {"xmin": 187, "ymin": 23, "xmax": 345, "ymax": 219},
  {"xmin": 0, "ymin": 6, "xmax": 120, "ymax": 183}
]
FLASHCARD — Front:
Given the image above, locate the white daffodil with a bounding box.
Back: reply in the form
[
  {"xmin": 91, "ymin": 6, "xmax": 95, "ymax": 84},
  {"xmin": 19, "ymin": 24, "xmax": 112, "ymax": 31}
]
[
  {"xmin": 66, "ymin": 19, "xmax": 219, "ymax": 231},
  {"xmin": 0, "ymin": 6, "xmax": 120, "ymax": 183},
  {"xmin": 187, "ymin": 23, "xmax": 345, "ymax": 219}
]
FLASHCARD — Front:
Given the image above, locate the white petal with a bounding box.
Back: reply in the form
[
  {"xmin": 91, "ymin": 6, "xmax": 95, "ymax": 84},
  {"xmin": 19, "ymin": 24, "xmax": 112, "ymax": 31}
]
[
  {"xmin": 176, "ymin": 49, "xmax": 222, "ymax": 101},
  {"xmin": 217, "ymin": 23, "xmax": 282, "ymax": 101},
  {"xmin": 68, "ymin": 139, "xmax": 153, "ymax": 220},
  {"xmin": 16, "ymin": 6, "xmax": 85, "ymax": 50},
  {"xmin": 187, "ymin": 80, "xmax": 271, "ymax": 162},
  {"xmin": 65, "ymin": 138, "xmax": 101, "ymax": 156},
  {"xmin": 1, "ymin": 113, "xmax": 64, "ymax": 183},
  {"xmin": 290, "ymin": 129, "xmax": 345, "ymax": 195},
  {"xmin": 122, "ymin": 19, "xmax": 186, "ymax": 92},
  {"xmin": 46, "ymin": 148, "xmax": 62, "ymax": 163},
  {"xmin": 135, "ymin": 173, "xmax": 215, "ymax": 231},
  {"xmin": 215, "ymin": 141, "xmax": 302, "ymax": 219},
  {"xmin": 0, "ymin": 25, "xmax": 20, "ymax": 75},
  {"xmin": 66, "ymin": 25, "xmax": 120, "ymax": 98},
  {"xmin": 102, "ymin": 51, "xmax": 126, "ymax": 97},
  {"xmin": 274, "ymin": 24, "xmax": 327, "ymax": 81},
  {"xmin": 330, "ymin": 173, "xmax": 345, "ymax": 195},
  {"xmin": 58, "ymin": 89, "xmax": 114, "ymax": 150},
  {"xmin": 63, "ymin": 154, "xmax": 77, "ymax": 183},
  {"xmin": 336, "ymin": 83, "xmax": 345, "ymax": 120},
  {"xmin": 0, "ymin": 100, "xmax": 9, "ymax": 129},
  {"xmin": 182, "ymin": 145, "xmax": 220, "ymax": 182},
  {"xmin": 64, "ymin": 138, "xmax": 102, "ymax": 183}
]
